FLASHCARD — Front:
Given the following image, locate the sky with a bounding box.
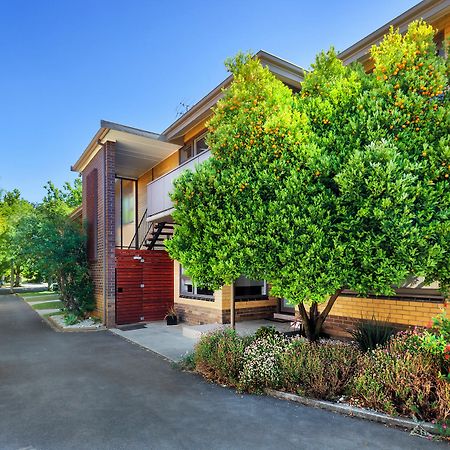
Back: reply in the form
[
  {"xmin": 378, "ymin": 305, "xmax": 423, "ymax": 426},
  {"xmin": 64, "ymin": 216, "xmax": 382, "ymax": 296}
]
[{"xmin": 0, "ymin": 0, "xmax": 419, "ymax": 202}]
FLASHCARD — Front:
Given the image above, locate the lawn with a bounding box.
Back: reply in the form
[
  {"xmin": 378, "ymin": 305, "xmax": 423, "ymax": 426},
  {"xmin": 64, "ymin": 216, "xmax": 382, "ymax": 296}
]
[
  {"xmin": 22, "ymin": 293, "xmax": 60, "ymax": 302},
  {"xmin": 31, "ymin": 301, "xmax": 63, "ymax": 310},
  {"xmin": 21, "ymin": 291, "xmax": 54, "ymax": 297}
]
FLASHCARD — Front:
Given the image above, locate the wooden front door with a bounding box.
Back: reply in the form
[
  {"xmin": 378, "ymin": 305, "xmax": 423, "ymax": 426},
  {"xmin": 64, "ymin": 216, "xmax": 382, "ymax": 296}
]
[
  {"xmin": 115, "ymin": 252, "xmax": 144, "ymax": 325},
  {"xmin": 115, "ymin": 249, "xmax": 174, "ymax": 325}
]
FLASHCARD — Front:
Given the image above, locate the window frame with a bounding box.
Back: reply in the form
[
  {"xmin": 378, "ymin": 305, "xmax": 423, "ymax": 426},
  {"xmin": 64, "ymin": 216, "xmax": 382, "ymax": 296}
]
[
  {"xmin": 114, "ymin": 176, "xmax": 138, "ymax": 249},
  {"xmin": 179, "ymin": 132, "xmax": 209, "ymax": 165},
  {"xmin": 234, "ymin": 276, "xmax": 268, "ymax": 301},
  {"xmin": 179, "ymin": 265, "xmax": 215, "ymax": 301}
]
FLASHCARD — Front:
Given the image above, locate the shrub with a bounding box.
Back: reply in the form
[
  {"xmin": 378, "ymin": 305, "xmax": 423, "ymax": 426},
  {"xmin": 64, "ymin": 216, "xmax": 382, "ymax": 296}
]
[
  {"xmin": 352, "ymin": 332, "xmax": 450, "ymax": 421},
  {"xmin": 280, "ymin": 338, "xmax": 361, "ymax": 400},
  {"xmin": 351, "ymin": 318, "xmax": 396, "ymax": 352},
  {"xmin": 239, "ymin": 334, "xmax": 287, "ymax": 392},
  {"xmin": 64, "ymin": 313, "xmax": 78, "ymax": 326},
  {"xmin": 254, "ymin": 326, "xmax": 282, "ymax": 340},
  {"xmin": 432, "ymin": 305, "xmax": 450, "ymax": 342},
  {"xmin": 193, "ymin": 328, "xmax": 248, "ymax": 385}
]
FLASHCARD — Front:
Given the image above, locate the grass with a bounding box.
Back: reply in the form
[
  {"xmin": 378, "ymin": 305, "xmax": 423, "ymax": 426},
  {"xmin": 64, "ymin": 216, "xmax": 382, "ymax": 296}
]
[
  {"xmin": 31, "ymin": 301, "xmax": 64, "ymax": 310},
  {"xmin": 23, "ymin": 294, "xmax": 60, "ymax": 302},
  {"xmin": 21, "ymin": 291, "xmax": 55, "ymax": 297}
]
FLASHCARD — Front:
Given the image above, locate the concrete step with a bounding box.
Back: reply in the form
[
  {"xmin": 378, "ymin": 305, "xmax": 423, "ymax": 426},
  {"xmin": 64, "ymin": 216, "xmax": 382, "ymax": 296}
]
[{"xmin": 273, "ymin": 313, "xmax": 294, "ymax": 322}]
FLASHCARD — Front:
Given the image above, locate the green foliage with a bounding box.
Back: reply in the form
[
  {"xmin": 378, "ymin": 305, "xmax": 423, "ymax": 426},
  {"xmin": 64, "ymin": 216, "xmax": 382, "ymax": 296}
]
[
  {"xmin": 194, "ymin": 328, "xmax": 249, "ymax": 385},
  {"xmin": 16, "ymin": 213, "xmax": 94, "ymax": 317},
  {"xmin": 0, "ymin": 189, "xmax": 34, "ymax": 282},
  {"xmin": 192, "ymin": 327, "xmax": 449, "ymax": 422},
  {"xmin": 12, "ymin": 178, "xmax": 93, "ymax": 318},
  {"xmin": 431, "ymin": 305, "xmax": 450, "ymax": 343},
  {"xmin": 254, "ymin": 325, "xmax": 282, "ymax": 340},
  {"xmin": 42, "ymin": 178, "xmax": 82, "ymax": 213},
  {"xmin": 168, "ymin": 21, "xmax": 450, "ymax": 340},
  {"xmin": 350, "ymin": 317, "xmax": 396, "ymax": 352},
  {"xmin": 64, "ymin": 313, "xmax": 79, "ymax": 326},
  {"xmin": 352, "ymin": 332, "xmax": 450, "ymax": 421},
  {"xmin": 280, "ymin": 339, "xmax": 361, "ymax": 400}
]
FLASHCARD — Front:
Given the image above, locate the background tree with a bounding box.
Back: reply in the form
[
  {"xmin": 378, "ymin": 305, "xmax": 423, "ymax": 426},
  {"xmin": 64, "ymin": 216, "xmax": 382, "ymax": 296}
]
[
  {"xmin": 168, "ymin": 21, "xmax": 449, "ymax": 340},
  {"xmin": 0, "ymin": 189, "xmax": 34, "ymax": 287},
  {"xmin": 12, "ymin": 178, "xmax": 94, "ymax": 318}
]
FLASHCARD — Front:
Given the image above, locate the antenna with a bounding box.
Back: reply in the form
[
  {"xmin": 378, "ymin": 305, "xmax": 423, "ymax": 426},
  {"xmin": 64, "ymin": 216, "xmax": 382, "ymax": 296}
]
[{"xmin": 175, "ymin": 102, "xmax": 191, "ymax": 118}]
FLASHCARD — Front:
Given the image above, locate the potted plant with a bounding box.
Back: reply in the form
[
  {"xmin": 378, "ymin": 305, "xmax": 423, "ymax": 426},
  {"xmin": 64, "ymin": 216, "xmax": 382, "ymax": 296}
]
[{"xmin": 165, "ymin": 306, "xmax": 178, "ymax": 325}]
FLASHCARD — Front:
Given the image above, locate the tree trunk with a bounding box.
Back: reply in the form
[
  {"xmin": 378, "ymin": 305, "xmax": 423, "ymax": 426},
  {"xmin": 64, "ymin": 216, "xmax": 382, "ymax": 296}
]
[
  {"xmin": 230, "ymin": 284, "xmax": 235, "ymax": 330},
  {"xmin": 297, "ymin": 288, "xmax": 342, "ymax": 341},
  {"xmin": 9, "ymin": 261, "xmax": 14, "ymax": 294},
  {"xmin": 14, "ymin": 268, "xmax": 21, "ymax": 287}
]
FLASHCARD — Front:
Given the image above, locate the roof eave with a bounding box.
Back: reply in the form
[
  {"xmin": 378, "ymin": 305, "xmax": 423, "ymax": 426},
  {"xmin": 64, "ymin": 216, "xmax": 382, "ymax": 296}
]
[
  {"xmin": 162, "ymin": 50, "xmax": 306, "ymax": 141},
  {"xmin": 338, "ymin": 0, "xmax": 450, "ymax": 64}
]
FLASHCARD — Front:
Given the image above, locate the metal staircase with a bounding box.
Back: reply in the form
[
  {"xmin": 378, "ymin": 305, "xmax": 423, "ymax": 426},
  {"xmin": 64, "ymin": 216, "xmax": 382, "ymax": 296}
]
[
  {"xmin": 127, "ymin": 209, "xmax": 174, "ymax": 251},
  {"xmin": 143, "ymin": 222, "xmax": 174, "ymax": 250}
]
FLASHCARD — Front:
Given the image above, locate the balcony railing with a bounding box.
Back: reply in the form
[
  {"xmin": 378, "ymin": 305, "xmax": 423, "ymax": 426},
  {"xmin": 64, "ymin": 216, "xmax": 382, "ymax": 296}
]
[{"xmin": 147, "ymin": 150, "xmax": 211, "ymax": 219}]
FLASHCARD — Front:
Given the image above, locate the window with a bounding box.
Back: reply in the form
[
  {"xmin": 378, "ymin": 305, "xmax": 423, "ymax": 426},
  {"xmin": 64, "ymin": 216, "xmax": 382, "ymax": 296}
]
[
  {"xmin": 194, "ymin": 135, "xmax": 208, "ymax": 155},
  {"xmin": 180, "ymin": 266, "xmax": 214, "ymax": 299},
  {"xmin": 234, "ymin": 276, "xmax": 267, "ymax": 300},
  {"xmin": 179, "ymin": 133, "xmax": 209, "ymax": 164},
  {"xmin": 179, "ymin": 143, "xmax": 193, "ymax": 164},
  {"xmin": 115, "ymin": 177, "xmax": 137, "ymax": 248}
]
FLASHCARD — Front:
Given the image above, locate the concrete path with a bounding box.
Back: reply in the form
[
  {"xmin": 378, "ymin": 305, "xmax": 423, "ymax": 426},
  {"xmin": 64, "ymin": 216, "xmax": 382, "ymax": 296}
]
[
  {"xmin": 111, "ymin": 322, "xmax": 196, "ymax": 362},
  {"xmin": 0, "ymin": 294, "xmax": 445, "ymax": 450},
  {"xmin": 110, "ymin": 320, "xmax": 294, "ymax": 362}
]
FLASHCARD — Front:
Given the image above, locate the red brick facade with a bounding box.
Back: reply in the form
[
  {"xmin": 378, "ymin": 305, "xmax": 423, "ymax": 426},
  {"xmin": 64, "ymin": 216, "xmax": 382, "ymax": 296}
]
[{"xmin": 82, "ymin": 141, "xmax": 116, "ymax": 326}]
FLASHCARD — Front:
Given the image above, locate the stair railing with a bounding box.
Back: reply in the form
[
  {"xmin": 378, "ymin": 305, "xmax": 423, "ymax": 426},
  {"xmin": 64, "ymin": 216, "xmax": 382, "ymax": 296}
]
[{"xmin": 128, "ymin": 209, "xmax": 148, "ymax": 250}]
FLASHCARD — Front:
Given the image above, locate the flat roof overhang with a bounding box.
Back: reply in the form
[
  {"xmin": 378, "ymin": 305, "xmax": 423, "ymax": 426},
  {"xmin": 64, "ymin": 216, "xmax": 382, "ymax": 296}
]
[{"xmin": 71, "ymin": 120, "xmax": 181, "ymax": 178}]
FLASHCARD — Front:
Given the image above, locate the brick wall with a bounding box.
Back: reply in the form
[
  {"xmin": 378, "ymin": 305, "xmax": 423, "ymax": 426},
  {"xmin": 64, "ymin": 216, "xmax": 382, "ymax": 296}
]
[
  {"xmin": 324, "ymin": 295, "xmax": 444, "ymax": 327},
  {"xmin": 82, "ymin": 141, "xmax": 116, "ymax": 326}
]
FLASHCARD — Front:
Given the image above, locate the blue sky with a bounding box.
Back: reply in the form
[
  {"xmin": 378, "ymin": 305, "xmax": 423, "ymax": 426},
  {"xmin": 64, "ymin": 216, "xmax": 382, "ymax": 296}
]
[{"xmin": 0, "ymin": 0, "xmax": 419, "ymax": 202}]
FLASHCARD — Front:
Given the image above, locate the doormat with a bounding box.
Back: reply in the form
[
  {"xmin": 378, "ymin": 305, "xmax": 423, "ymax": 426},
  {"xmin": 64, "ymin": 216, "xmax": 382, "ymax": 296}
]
[
  {"xmin": 265, "ymin": 318, "xmax": 289, "ymax": 323},
  {"xmin": 118, "ymin": 324, "xmax": 147, "ymax": 331}
]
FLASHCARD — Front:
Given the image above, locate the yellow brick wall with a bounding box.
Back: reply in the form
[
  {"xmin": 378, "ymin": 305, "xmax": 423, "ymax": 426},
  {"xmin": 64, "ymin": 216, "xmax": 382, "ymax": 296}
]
[
  {"xmin": 319, "ymin": 295, "xmax": 444, "ymax": 327},
  {"xmin": 153, "ymin": 152, "xmax": 179, "ymax": 179},
  {"xmin": 184, "ymin": 121, "xmax": 208, "ymax": 143},
  {"xmin": 220, "ymin": 284, "xmax": 278, "ymax": 311}
]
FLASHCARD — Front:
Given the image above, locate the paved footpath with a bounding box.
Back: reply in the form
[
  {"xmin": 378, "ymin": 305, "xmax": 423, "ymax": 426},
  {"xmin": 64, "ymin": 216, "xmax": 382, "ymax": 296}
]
[{"xmin": 0, "ymin": 294, "xmax": 446, "ymax": 450}]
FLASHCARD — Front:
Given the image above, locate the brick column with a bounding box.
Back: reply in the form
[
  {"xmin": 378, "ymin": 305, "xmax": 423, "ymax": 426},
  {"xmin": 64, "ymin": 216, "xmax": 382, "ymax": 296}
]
[{"xmin": 103, "ymin": 141, "xmax": 116, "ymax": 327}]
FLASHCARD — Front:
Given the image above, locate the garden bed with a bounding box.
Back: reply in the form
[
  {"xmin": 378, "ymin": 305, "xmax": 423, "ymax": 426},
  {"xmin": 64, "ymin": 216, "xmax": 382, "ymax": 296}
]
[
  {"xmin": 182, "ymin": 320, "xmax": 450, "ymax": 439},
  {"xmin": 48, "ymin": 314, "xmax": 104, "ymax": 332}
]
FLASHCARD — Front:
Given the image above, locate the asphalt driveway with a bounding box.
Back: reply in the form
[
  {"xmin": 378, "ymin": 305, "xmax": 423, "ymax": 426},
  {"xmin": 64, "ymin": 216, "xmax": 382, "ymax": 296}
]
[{"xmin": 0, "ymin": 294, "xmax": 445, "ymax": 450}]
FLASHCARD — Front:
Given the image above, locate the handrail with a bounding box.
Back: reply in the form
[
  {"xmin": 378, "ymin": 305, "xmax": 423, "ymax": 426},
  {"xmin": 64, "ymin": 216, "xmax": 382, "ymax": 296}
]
[
  {"xmin": 128, "ymin": 208, "xmax": 148, "ymax": 250},
  {"xmin": 146, "ymin": 149, "xmax": 211, "ymax": 187}
]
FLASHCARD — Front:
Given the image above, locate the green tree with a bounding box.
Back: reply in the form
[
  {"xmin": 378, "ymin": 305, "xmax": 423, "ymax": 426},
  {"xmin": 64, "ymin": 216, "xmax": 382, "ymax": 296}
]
[
  {"xmin": 0, "ymin": 189, "xmax": 34, "ymax": 286},
  {"xmin": 11, "ymin": 178, "xmax": 93, "ymax": 317},
  {"xmin": 15, "ymin": 209, "xmax": 94, "ymax": 316},
  {"xmin": 168, "ymin": 21, "xmax": 450, "ymax": 340}
]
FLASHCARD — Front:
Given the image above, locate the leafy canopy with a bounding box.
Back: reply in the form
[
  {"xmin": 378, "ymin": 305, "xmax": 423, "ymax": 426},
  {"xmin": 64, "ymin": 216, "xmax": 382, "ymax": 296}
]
[{"xmin": 167, "ymin": 21, "xmax": 450, "ymax": 309}]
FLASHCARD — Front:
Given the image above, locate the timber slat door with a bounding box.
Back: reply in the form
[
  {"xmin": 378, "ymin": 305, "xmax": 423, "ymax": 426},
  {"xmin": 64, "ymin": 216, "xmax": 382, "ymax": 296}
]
[
  {"xmin": 115, "ymin": 252, "xmax": 144, "ymax": 325},
  {"xmin": 115, "ymin": 249, "xmax": 174, "ymax": 325},
  {"xmin": 143, "ymin": 251, "xmax": 174, "ymax": 321}
]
